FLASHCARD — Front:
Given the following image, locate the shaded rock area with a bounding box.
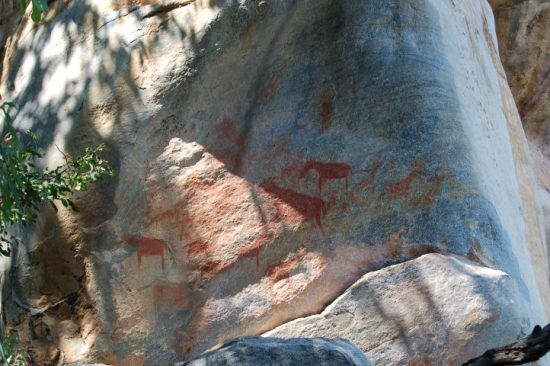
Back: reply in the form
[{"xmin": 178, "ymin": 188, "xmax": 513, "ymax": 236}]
[
  {"xmin": 265, "ymin": 253, "xmax": 525, "ymax": 365},
  {"xmin": 175, "ymin": 337, "xmax": 371, "ymax": 366},
  {"xmin": 491, "ymin": 0, "xmax": 549, "ymax": 141},
  {"xmin": 0, "ymin": 0, "xmax": 548, "ymax": 364},
  {"xmin": 489, "ymin": 0, "xmax": 550, "ymax": 272}
]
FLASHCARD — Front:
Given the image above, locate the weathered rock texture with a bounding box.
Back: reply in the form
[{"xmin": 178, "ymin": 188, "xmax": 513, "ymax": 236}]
[
  {"xmin": 489, "ymin": 0, "xmax": 550, "ymax": 272},
  {"xmin": 0, "ymin": 0, "xmax": 548, "ymax": 365},
  {"xmin": 176, "ymin": 337, "xmax": 371, "ymax": 366},
  {"xmin": 491, "ymin": 0, "xmax": 549, "ymax": 142},
  {"xmin": 265, "ymin": 253, "xmax": 526, "ymax": 365}
]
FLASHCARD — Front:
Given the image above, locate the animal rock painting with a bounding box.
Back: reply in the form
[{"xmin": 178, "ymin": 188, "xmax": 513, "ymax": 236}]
[
  {"xmin": 123, "ymin": 235, "xmax": 168, "ymax": 270},
  {"xmin": 259, "ymin": 178, "xmax": 327, "ymax": 229},
  {"xmin": 300, "ymin": 160, "xmax": 352, "ymax": 193}
]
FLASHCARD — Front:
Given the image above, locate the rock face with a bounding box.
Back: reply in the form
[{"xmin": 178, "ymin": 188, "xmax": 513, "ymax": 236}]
[
  {"xmin": 0, "ymin": 0, "xmax": 548, "ymax": 365},
  {"xmin": 176, "ymin": 337, "xmax": 371, "ymax": 366},
  {"xmin": 265, "ymin": 253, "xmax": 526, "ymax": 365},
  {"xmin": 491, "ymin": 0, "xmax": 549, "ymax": 142},
  {"xmin": 489, "ymin": 0, "xmax": 550, "ymax": 271}
]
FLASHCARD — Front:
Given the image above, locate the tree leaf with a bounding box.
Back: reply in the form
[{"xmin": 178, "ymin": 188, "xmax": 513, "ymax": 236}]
[{"xmin": 32, "ymin": 0, "xmax": 48, "ymax": 13}]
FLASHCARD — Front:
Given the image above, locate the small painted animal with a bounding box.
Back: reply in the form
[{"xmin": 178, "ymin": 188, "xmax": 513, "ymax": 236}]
[
  {"xmin": 300, "ymin": 160, "xmax": 351, "ymax": 193},
  {"xmin": 359, "ymin": 160, "xmax": 383, "ymax": 191},
  {"xmin": 123, "ymin": 235, "xmax": 167, "ymax": 269},
  {"xmin": 387, "ymin": 163, "xmax": 424, "ymax": 198},
  {"xmin": 260, "ymin": 178, "xmax": 327, "ymax": 228}
]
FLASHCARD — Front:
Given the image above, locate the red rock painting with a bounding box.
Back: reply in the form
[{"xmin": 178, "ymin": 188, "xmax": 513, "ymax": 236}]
[
  {"xmin": 300, "ymin": 160, "xmax": 351, "ymax": 193},
  {"xmin": 320, "ymin": 90, "xmax": 335, "ymax": 131},
  {"xmin": 123, "ymin": 235, "xmax": 167, "ymax": 269},
  {"xmin": 207, "ymin": 148, "xmax": 241, "ymax": 169},
  {"xmin": 259, "ymin": 178, "xmax": 327, "ymax": 228},
  {"xmin": 194, "ymin": 233, "xmax": 273, "ymax": 277},
  {"xmin": 236, "ymin": 232, "xmax": 273, "ymax": 268},
  {"xmin": 207, "ymin": 117, "xmax": 246, "ymax": 168},
  {"xmin": 387, "ymin": 163, "xmax": 424, "ymax": 198},
  {"xmin": 238, "ymin": 245, "xmax": 262, "ymax": 267},
  {"xmin": 268, "ymin": 132, "xmax": 291, "ymax": 160},
  {"xmin": 414, "ymin": 174, "xmax": 444, "ymax": 207},
  {"xmin": 265, "ymin": 248, "xmax": 308, "ymax": 282},
  {"xmin": 150, "ymin": 205, "xmax": 192, "ymax": 242},
  {"xmin": 262, "ymin": 75, "xmax": 279, "ymax": 100},
  {"xmin": 152, "ymin": 282, "xmax": 187, "ymax": 310},
  {"xmin": 197, "ymin": 260, "xmax": 227, "ymax": 277},
  {"xmin": 216, "ymin": 117, "xmax": 245, "ymax": 148},
  {"xmin": 281, "ymin": 159, "xmax": 303, "ymax": 180},
  {"xmin": 187, "ymin": 239, "xmax": 213, "ymax": 259},
  {"xmin": 359, "ymin": 161, "xmax": 383, "ymax": 191}
]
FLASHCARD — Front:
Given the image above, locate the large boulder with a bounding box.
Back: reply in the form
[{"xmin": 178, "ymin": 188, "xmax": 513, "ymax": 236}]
[
  {"xmin": 176, "ymin": 337, "xmax": 371, "ymax": 366},
  {"xmin": 265, "ymin": 253, "xmax": 527, "ymax": 365},
  {"xmin": 0, "ymin": 0, "xmax": 548, "ymax": 364}
]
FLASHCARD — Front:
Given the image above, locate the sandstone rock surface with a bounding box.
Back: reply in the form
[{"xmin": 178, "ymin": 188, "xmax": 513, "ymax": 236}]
[
  {"xmin": 491, "ymin": 0, "xmax": 549, "ymax": 143},
  {"xmin": 265, "ymin": 253, "xmax": 526, "ymax": 365},
  {"xmin": 176, "ymin": 337, "xmax": 371, "ymax": 366},
  {"xmin": 0, "ymin": 0, "xmax": 548, "ymax": 364},
  {"xmin": 490, "ymin": 0, "xmax": 550, "ymax": 272}
]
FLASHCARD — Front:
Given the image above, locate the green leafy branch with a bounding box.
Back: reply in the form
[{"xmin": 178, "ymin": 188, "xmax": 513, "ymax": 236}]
[
  {"xmin": 0, "ymin": 101, "xmax": 113, "ymax": 256},
  {"xmin": 18, "ymin": 0, "xmax": 48, "ymax": 22}
]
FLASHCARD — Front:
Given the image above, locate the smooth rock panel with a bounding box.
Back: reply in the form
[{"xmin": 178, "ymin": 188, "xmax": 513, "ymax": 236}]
[{"xmin": 490, "ymin": 0, "xmax": 550, "ymax": 276}]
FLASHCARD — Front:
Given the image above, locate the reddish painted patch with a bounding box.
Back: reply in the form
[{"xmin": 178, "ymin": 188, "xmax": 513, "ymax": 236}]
[
  {"xmin": 208, "ymin": 117, "xmax": 246, "ymax": 169},
  {"xmin": 259, "ymin": 178, "xmax": 327, "ymax": 228},
  {"xmin": 265, "ymin": 248, "xmax": 308, "ymax": 282},
  {"xmin": 216, "ymin": 118, "xmax": 244, "ymax": 148},
  {"xmin": 359, "ymin": 161, "xmax": 383, "ymax": 191},
  {"xmin": 414, "ymin": 174, "xmax": 443, "ymax": 207},
  {"xmin": 208, "ymin": 148, "xmax": 240, "ymax": 168},
  {"xmin": 239, "ymin": 245, "xmax": 261, "ymax": 267},
  {"xmin": 262, "ymin": 75, "xmax": 279, "ymax": 100},
  {"xmin": 152, "ymin": 282, "xmax": 187, "ymax": 309},
  {"xmin": 268, "ymin": 133, "xmax": 291, "ymax": 159},
  {"xmin": 281, "ymin": 159, "xmax": 303, "ymax": 180},
  {"xmin": 237, "ymin": 232, "xmax": 273, "ymax": 268},
  {"xmin": 194, "ymin": 233, "xmax": 272, "ymax": 277},
  {"xmin": 187, "ymin": 239, "xmax": 212, "ymax": 259},
  {"xmin": 387, "ymin": 163, "xmax": 424, "ymax": 198},
  {"xmin": 150, "ymin": 207, "xmax": 179, "ymax": 225},
  {"xmin": 253, "ymin": 232, "xmax": 274, "ymax": 246},
  {"xmin": 198, "ymin": 260, "xmax": 227, "ymax": 276},
  {"xmin": 123, "ymin": 235, "xmax": 167, "ymax": 269},
  {"xmin": 320, "ymin": 90, "xmax": 335, "ymax": 131},
  {"xmin": 301, "ymin": 160, "xmax": 351, "ymax": 193},
  {"xmin": 150, "ymin": 205, "xmax": 194, "ymax": 242}
]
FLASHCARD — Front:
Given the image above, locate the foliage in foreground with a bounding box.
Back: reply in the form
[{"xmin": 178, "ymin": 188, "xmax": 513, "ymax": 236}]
[
  {"xmin": 0, "ymin": 333, "xmax": 28, "ymax": 366},
  {"xmin": 0, "ymin": 101, "xmax": 113, "ymax": 256}
]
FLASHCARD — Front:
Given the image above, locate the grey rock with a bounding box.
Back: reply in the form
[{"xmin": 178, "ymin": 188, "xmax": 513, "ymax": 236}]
[
  {"xmin": 266, "ymin": 253, "xmax": 531, "ymax": 365},
  {"xmin": 176, "ymin": 337, "xmax": 371, "ymax": 366}
]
